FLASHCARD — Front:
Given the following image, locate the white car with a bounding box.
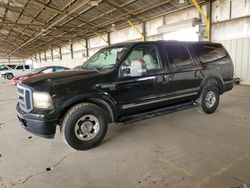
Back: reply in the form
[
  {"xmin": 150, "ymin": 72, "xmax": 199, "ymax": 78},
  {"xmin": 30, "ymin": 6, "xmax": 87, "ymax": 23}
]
[
  {"xmin": 1, "ymin": 65, "xmax": 32, "ymax": 80},
  {"xmin": 0, "ymin": 64, "xmax": 15, "ymax": 77}
]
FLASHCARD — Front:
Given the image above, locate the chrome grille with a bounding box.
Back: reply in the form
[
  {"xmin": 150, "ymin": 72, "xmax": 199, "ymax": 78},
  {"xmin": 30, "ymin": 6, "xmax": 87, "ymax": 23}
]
[{"xmin": 17, "ymin": 84, "xmax": 33, "ymax": 112}]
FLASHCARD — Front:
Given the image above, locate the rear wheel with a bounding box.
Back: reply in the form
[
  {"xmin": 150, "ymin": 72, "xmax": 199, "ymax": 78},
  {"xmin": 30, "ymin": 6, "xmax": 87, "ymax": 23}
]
[
  {"xmin": 197, "ymin": 85, "xmax": 220, "ymax": 114},
  {"xmin": 6, "ymin": 73, "xmax": 13, "ymax": 80},
  {"xmin": 60, "ymin": 103, "xmax": 108, "ymax": 150}
]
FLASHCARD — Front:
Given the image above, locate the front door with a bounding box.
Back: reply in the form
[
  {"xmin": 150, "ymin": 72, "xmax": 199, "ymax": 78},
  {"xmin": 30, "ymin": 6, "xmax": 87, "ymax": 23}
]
[{"xmin": 109, "ymin": 44, "xmax": 166, "ymax": 116}]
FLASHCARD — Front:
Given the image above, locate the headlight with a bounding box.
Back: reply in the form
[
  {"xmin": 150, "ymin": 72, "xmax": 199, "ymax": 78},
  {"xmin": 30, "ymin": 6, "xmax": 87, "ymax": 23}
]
[{"xmin": 33, "ymin": 92, "xmax": 54, "ymax": 109}]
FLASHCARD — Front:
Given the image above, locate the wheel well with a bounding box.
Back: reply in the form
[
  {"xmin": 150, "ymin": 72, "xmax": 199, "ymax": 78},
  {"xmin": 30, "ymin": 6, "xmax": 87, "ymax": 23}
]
[
  {"xmin": 202, "ymin": 78, "xmax": 223, "ymax": 94},
  {"xmin": 58, "ymin": 98, "xmax": 114, "ymax": 125}
]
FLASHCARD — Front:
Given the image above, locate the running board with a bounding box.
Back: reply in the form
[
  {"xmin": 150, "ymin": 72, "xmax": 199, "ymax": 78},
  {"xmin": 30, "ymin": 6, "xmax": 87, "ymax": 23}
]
[{"xmin": 119, "ymin": 101, "xmax": 197, "ymax": 124}]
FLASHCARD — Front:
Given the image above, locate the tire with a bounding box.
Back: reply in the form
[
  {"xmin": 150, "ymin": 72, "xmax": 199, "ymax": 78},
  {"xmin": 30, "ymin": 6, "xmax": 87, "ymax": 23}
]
[
  {"xmin": 60, "ymin": 103, "xmax": 108, "ymax": 150},
  {"xmin": 6, "ymin": 73, "xmax": 13, "ymax": 80},
  {"xmin": 196, "ymin": 84, "xmax": 220, "ymax": 114}
]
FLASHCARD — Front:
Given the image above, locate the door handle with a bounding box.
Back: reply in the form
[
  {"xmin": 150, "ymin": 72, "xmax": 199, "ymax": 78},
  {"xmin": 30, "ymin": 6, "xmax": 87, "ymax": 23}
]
[
  {"xmin": 164, "ymin": 75, "xmax": 173, "ymax": 81},
  {"xmin": 163, "ymin": 74, "xmax": 173, "ymax": 84},
  {"xmin": 194, "ymin": 70, "xmax": 199, "ymax": 77}
]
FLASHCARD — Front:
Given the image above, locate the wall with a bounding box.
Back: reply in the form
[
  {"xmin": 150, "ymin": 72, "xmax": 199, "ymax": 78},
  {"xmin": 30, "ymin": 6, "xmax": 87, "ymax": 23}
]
[
  {"xmin": 221, "ymin": 38, "xmax": 250, "ymax": 85},
  {"xmin": 0, "ymin": 57, "xmax": 25, "ymax": 65},
  {"xmin": 212, "ymin": 0, "xmax": 250, "ymax": 84}
]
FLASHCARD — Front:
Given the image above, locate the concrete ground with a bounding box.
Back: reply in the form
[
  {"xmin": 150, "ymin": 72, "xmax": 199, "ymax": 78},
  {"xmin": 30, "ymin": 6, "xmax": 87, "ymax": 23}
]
[{"xmin": 0, "ymin": 79, "xmax": 250, "ymax": 188}]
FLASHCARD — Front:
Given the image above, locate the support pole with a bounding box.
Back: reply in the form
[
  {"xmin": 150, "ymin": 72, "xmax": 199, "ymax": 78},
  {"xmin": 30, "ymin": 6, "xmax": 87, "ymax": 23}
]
[
  {"xmin": 85, "ymin": 39, "xmax": 89, "ymax": 58},
  {"xmin": 107, "ymin": 32, "xmax": 111, "ymax": 45},
  {"xmin": 39, "ymin": 52, "xmax": 41, "ymax": 62},
  {"xmin": 70, "ymin": 44, "xmax": 73, "ymax": 59},
  {"xmin": 59, "ymin": 47, "xmax": 62, "ymax": 60},
  {"xmin": 206, "ymin": 0, "xmax": 212, "ymax": 41},
  {"xmin": 191, "ymin": 0, "xmax": 211, "ymax": 41},
  {"xmin": 44, "ymin": 51, "xmax": 47, "ymax": 62},
  {"xmin": 51, "ymin": 49, "xmax": 54, "ymax": 61}
]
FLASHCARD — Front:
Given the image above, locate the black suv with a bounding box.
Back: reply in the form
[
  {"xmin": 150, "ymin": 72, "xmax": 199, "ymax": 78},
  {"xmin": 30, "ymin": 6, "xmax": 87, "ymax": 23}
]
[{"xmin": 16, "ymin": 41, "xmax": 234, "ymax": 150}]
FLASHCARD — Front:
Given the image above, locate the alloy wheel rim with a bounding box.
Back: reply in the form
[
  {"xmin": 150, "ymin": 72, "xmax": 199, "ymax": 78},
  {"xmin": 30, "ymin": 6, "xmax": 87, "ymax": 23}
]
[
  {"xmin": 74, "ymin": 115, "xmax": 100, "ymax": 141},
  {"xmin": 205, "ymin": 91, "xmax": 216, "ymax": 108}
]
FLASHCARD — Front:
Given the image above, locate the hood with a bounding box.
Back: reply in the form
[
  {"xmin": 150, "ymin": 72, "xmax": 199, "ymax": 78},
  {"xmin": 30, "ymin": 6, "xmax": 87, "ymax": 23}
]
[
  {"xmin": 13, "ymin": 73, "xmax": 33, "ymax": 80},
  {"xmin": 21, "ymin": 70, "xmax": 102, "ymax": 89}
]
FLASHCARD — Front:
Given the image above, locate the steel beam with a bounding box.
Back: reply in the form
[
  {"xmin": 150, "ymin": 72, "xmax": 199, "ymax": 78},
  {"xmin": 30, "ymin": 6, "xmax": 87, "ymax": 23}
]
[
  {"xmin": 7, "ymin": 0, "xmax": 91, "ymax": 57},
  {"xmin": 128, "ymin": 20, "xmax": 144, "ymax": 41}
]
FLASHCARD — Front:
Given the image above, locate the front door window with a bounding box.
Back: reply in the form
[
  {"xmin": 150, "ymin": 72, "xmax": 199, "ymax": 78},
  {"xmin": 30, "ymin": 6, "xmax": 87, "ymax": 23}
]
[{"xmin": 120, "ymin": 45, "xmax": 161, "ymax": 77}]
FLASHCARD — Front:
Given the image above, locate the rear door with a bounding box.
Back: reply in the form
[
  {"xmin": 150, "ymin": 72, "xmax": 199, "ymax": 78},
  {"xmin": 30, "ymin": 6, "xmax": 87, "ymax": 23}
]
[
  {"xmin": 164, "ymin": 44, "xmax": 202, "ymax": 99},
  {"xmin": 24, "ymin": 65, "xmax": 31, "ymax": 74}
]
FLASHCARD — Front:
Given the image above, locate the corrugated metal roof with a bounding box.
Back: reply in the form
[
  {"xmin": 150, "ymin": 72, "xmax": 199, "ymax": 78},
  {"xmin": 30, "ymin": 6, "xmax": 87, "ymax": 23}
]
[{"xmin": 0, "ymin": 0, "xmax": 204, "ymax": 57}]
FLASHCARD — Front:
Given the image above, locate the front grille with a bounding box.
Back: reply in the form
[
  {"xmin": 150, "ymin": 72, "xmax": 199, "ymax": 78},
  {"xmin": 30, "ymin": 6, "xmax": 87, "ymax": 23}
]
[{"xmin": 17, "ymin": 84, "xmax": 33, "ymax": 112}]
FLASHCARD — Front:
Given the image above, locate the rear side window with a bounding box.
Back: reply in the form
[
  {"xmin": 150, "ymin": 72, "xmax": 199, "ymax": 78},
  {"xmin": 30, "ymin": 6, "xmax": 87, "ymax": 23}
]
[
  {"xmin": 165, "ymin": 44, "xmax": 193, "ymax": 70},
  {"xmin": 25, "ymin": 65, "xmax": 30, "ymax": 69},
  {"xmin": 16, "ymin": 65, "xmax": 23, "ymax": 70},
  {"xmin": 193, "ymin": 44, "xmax": 227, "ymax": 63}
]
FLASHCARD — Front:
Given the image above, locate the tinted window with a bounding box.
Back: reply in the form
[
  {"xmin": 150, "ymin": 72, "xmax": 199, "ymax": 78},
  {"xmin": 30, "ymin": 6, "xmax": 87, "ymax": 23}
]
[
  {"xmin": 16, "ymin": 65, "xmax": 23, "ymax": 70},
  {"xmin": 193, "ymin": 44, "xmax": 227, "ymax": 63},
  {"xmin": 8, "ymin": 65, "xmax": 16, "ymax": 69},
  {"xmin": 0, "ymin": 65, "xmax": 8, "ymax": 70},
  {"xmin": 25, "ymin": 65, "xmax": 30, "ymax": 69},
  {"xmin": 165, "ymin": 44, "xmax": 193, "ymax": 69}
]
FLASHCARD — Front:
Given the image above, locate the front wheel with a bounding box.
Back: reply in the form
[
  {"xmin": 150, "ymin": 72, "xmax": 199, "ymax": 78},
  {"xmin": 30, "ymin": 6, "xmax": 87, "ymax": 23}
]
[
  {"xmin": 197, "ymin": 85, "xmax": 220, "ymax": 114},
  {"xmin": 60, "ymin": 103, "xmax": 108, "ymax": 150}
]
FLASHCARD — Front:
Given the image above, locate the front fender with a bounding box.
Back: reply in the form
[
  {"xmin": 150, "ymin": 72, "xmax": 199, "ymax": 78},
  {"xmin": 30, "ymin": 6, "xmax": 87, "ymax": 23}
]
[{"xmin": 55, "ymin": 92, "xmax": 118, "ymax": 123}]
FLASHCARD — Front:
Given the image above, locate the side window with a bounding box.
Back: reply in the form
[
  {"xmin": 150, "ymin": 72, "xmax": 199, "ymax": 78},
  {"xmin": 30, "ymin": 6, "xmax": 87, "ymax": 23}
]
[
  {"xmin": 42, "ymin": 68, "xmax": 53, "ymax": 74},
  {"xmin": 120, "ymin": 45, "xmax": 161, "ymax": 77},
  {"xmin": 54, "ymin": 67, "xmax": 65, "ymax": 72},
  {"xmin": 16, "ymin": 65, "xmax": 24, "ymax": 70},
  {"xmin": 24, "ymin": 65, "xmax": 30, "ymax": 69},
  {"xmin": 193, "ymin": 44, "xmax": 227, "ymax": 63},
  {"xmin": 165, "ymin": 45, "xmax": 193, "ymax": 70}
]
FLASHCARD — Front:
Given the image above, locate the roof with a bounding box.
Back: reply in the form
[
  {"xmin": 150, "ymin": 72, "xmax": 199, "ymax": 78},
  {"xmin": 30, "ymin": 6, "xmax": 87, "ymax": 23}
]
[
  {"xmin": 104, "ymin": 40, "xmax": 216, "ymax": 48},
  {"xmin": 0, "ymin": 0, "xmax": 205, "ymax": 58}
]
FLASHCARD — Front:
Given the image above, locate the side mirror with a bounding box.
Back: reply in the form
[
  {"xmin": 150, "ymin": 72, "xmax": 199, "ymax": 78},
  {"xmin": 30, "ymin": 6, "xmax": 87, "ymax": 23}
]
[
  {"xmin": 130, "ymin": 60, "xmax": 146, "ymax": 77},
  {"xmin": 120, "ymin": 65, "xmax": 130, "ymax": 77}
]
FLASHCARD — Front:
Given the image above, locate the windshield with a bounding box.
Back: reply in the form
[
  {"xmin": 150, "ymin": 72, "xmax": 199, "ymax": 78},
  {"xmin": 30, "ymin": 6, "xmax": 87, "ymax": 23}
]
[
  {"xmin": 0, "ymin": 65, "xmax": 8, "ymax": 71},
  {"xmin": 82, "ymin": 47, "xmax": 128, "ymax": 72}
]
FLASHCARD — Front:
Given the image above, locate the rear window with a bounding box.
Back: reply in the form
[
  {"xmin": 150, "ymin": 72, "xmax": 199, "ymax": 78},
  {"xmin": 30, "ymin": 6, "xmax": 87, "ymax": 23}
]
[
  {"xmin": 193, "ymin": 44, "xmax": 227, "ymax": 63},
  {"xmin": 25, "ymin": 65, "xmax": 30, "ymax": 69}
]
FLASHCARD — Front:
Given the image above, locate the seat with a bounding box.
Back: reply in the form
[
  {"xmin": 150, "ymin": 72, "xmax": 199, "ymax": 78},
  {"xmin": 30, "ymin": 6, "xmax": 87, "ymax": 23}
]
[{"xmin": 143, "ymin": 54, "xmax": 157, "ymax": 69}]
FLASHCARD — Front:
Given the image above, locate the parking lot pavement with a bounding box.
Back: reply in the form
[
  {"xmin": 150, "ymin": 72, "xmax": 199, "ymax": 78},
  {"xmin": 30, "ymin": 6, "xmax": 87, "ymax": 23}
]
[{"xmin": 0, "ymin": 79, "xmax": 250, "ymax": 188}]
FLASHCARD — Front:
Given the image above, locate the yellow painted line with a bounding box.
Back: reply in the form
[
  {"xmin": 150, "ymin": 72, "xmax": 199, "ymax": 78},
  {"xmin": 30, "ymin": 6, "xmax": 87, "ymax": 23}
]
[{"xmin": 193, "ymin": 150, "xmax": 250, "ymax": 188}]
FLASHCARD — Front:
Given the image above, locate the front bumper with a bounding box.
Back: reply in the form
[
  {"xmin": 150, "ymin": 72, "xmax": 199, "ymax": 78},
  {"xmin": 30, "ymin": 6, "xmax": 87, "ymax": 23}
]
[{"xmin": 16, "ymin": 104, "xmax": 58, "ymax": 139}]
